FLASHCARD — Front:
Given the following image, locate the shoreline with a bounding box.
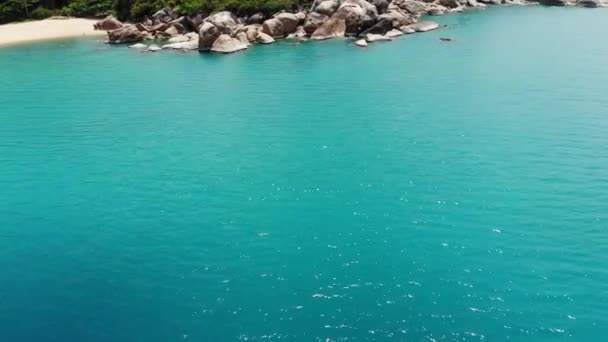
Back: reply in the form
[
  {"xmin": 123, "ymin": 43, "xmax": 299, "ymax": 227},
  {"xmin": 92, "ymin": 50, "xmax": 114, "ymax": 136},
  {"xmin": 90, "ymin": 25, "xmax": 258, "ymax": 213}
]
[
  {"xmin": 0, "ymin": 18, "xmax": 106, "ymax": 48},
  {"xmin": 1, "ymin": 1, "xmax": 605, "ymax": 50}
]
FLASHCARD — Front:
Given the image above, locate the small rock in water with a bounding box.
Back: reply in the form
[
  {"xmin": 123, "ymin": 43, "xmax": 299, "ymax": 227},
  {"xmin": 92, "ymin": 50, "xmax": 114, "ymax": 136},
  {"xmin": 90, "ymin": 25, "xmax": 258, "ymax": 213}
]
[
  {"xmin": 386, "ymin": 29, "xmax": 404, "ymax": 38},
  {"xmin": 129, "ymin": 43, "xmax": 147, "ymax": 49},
  {"xmin": 365, "ymin": 33, "xmax": 392, "ymax": 43},
  {"xmin": 400, "ymin": 26, "xmax": 416, "ymax": 34},
  {"xmin": 145, "ymin": 44, "xmax": 162, "ymax": 52},
  {"xmin": 409, "ymin": 21, "xmax": 440, "ymax": 33},
  {"xmin": 354, "ymin": 39, "xmax": 368, "ymax": 47}
]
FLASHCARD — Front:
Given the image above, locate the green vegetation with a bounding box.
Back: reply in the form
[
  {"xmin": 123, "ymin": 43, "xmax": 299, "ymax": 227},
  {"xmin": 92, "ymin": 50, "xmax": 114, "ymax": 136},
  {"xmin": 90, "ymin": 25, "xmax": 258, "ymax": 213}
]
[{"xmin": 0, "ymin": 0, "xmax": 302, "ymax": 24}]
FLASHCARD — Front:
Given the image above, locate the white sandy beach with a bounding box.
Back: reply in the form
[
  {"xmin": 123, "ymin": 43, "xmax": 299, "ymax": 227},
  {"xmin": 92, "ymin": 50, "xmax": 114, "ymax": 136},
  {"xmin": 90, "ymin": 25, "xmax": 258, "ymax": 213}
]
[{"xmin": 0, "ymin": 17, "xmax": 106, "ymax": 47}]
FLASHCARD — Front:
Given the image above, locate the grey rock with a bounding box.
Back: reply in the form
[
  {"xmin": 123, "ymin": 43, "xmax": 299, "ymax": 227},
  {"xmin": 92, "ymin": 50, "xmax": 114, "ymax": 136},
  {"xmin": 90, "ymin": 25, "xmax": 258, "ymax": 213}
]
[
  {"xmin": 304, "ymin": 12, "xmax": 329, "ymax": 35},
  {"xmin": 409, "ymin": 20, "xmax": 439, "ymax": 32},
  {"xmin": 211, "ymin": 34, "xmax": 248, "ymax": 53},
  {"xmin": 205, "ymin": 11, "xmax": 237, "ymax": 34},
  {"xmin": 261, "ymin": 18, "xmax": 285, "ymax": 37},
  {"xmin": 129, "ymin": 43, "xmax": 147, "ymax": 49},
  {"xmin": 198, "ymin": 22, "xmax": 221, "ymax": 51},
  {"xmin": 107, "ymin": 25, "xmax": 147, "ymax": 44},
  {"xmin": 386, "ymin": 28, "xmax": 404, "ymax": 37},
  {"xmin": 275, "ymin": 13, "xmax": 299, "ymax": 34},
  {"xmin": 256, "ymin": 32, "xmax": 276, "ymax": 44},
  {"xmin": 365, "ymin": 33, "xmax": 392, "ymax": 42},
  {"xmin": 162, "ymin": 40, "xmax": 198, "ymax": 50},
  {"xmin": 247, "ymin": 13, "xmax": 266, "ymax": 25},
  {"xmin": 312, "ymin": 16, "xmax": 347, "ymax": 40},
  {"xmin": 315, "ymin": 0, "xmax": 340, "ymax": 16},
  {"xmin": 94, "ymin": 15, "xmax": 123, "ymax": 31}
]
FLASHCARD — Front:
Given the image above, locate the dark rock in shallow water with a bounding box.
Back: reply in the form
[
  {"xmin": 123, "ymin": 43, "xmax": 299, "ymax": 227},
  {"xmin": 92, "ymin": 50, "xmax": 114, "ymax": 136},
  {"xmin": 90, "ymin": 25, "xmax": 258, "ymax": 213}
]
[
  {"xmin": 537, "ymin": 0, "xmax": 570, "ymax": 4},
  {"xmin": 439, "ymin": 0, "xmax": 461, "ymax": 7},
  {"xmin": 577, "ymin": 0, "xmax": 600, "ymax": 6},
  {"xmin": 360, "ymin": 18, "xmax": 394, "ymax": 35}
]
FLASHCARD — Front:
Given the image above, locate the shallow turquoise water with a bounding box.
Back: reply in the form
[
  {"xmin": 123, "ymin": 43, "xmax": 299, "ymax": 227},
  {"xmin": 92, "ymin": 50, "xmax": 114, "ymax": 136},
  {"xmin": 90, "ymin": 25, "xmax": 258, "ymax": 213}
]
[{"xmin": 1, "ymin": 6, "xmax": 608, "ymax": 341}]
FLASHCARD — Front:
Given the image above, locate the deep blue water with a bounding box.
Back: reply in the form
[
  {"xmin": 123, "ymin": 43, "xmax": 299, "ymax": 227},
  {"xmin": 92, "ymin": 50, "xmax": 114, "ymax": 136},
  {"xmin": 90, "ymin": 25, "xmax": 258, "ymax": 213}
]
[{"xmin": 1, "ymin": 6, "xmax": 608, "ymax": 341}]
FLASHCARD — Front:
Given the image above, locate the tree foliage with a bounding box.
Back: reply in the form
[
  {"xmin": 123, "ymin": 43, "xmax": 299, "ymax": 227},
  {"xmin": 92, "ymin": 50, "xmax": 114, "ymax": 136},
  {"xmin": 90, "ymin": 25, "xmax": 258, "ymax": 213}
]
[{"xmin": 0, "ymin": 0, "xmax": 302, "ymax": 24}]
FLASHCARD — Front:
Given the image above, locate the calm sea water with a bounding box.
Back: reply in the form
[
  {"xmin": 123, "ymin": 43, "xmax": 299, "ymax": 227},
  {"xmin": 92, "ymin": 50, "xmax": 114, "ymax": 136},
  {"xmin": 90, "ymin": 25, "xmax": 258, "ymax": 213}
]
[{"xmin": 1, "ymin": 6, "xmax": 608, "ymax": 341}]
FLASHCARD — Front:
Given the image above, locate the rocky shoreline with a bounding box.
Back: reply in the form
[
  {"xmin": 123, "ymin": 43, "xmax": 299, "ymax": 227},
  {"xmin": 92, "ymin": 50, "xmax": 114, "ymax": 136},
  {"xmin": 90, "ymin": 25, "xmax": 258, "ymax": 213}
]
[{"xmin": 93, "ymin": 0, "xmax": 606, "ymax": 53}]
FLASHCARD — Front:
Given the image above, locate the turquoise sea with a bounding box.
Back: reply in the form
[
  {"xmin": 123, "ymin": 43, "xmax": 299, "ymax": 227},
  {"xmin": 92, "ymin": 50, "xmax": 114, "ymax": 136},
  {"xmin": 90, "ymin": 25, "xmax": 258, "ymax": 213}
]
[{"xmin": 1, "ymin": 6, "xmax": 608, "ymax": 341}]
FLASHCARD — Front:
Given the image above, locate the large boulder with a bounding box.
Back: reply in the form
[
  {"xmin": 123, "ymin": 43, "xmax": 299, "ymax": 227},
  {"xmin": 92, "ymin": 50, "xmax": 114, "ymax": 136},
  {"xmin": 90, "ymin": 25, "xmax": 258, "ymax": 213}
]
[
  {"xmin": 311, "ymin": 17, "xmax": 346, "ymax": 40},
  {"xmin": 536, "ymin": 0, "xmax": 570, "ymax": 4},
  {"xmin": 373, "ymin": 0, "xmax": 390, "ymax": 13},
  {"xmin": 439, "ymin": 0, "xmax": 461, "ymax": 7},
  {"xmin": 334, "ymin": 0, "xmax": 379, "ymax": 36},
  {"xmin": 315, "ymin": 0, "xmax": 340, "ymax": 15},
  {"xmin": 378, "ymin": 9, "xmax": 414, "ymax": 28},
  {"xmin": 152, "ymin": 9, "xmax": 174, "ymax": 24},
  {"xmin": 187, "ymin": 14, "xmax": 206, "ymax": 32},
  {"xmin": 168, "ymin": 34, "xmax": 190, "ymax": 43},
  {"xmin": 275, "ymin": 13, "xmax": 299, "ymax": 34},
  {"xmin": 236, "ymin": 32, "xmax": 250, "ymax": 46},
  {"xmin": 261, "ymin": 18, "xmax": 285, "ymax": 37},
  {"xmin": 211, "ymin": 34, "xmax": 248, "ymax": 53},
  {"xmin": 243, "ymin": 24, "xmax": 261, "ymax": 42},
  {"xmin": 198, "ymin": 22, "xmax": 221, "ymax": 51},
  {"xmin": 94, "ymin": 15, "xmax": 123, "ymax": 31},
  {"xmin": 304, "ymin": 12, "xmax": 329, "ymax": 35},
  {"xmin": 393, "ymin": 0, "xmax": 429, "ymax": 15},
  {"xmin": 247, "ymin": 12, "xmax": 266, "ymax": 25},
  {"xmin": 256, "ymin": 32, "xmax": 275, "ymax": 44},
  {"xmin": 205, "ymin": 11, "xmax": 237, "ymax": 34},
  {"xmin": 408, "ymin": 20, "xmax": 439, "ymax": 32},
  {"xmin": 107, "ymin": 25, "xmax": 147, "ymax": 44}
]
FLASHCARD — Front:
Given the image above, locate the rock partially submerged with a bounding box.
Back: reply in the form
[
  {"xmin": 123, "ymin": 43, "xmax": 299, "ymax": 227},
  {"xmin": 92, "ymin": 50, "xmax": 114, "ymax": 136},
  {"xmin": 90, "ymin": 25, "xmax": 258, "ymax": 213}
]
[
  {"xmin": 129, "ymin": 43, "xmax": 147, "ymax": 49},
  {"xmin": 365, "ymin": 33, "xmax": 392, "ymax": 42},
  {"xmin": 211, "ymin": 34, "xmax": 248, "ymax": 53},
  {"xmin": 408, "ymin": 21, "xmax": 440, "ymax": 32},
  {"xmin": 311, "ymin": 17, "xmax": 346, "ymax": 40},
  {"xmin": 107, "ymin": 25, "xmax": 147, "ymax": 44},
  {"xmin": 256, "ymin": 32, "xmax": 275, "ymax": 44},
  {"xmin": 198, "ymin": 22, "xmax": 221, "ymax": 51},
  {"xmin": 354, "ymin": 39, "xmax": 368, "ymax": 47}
]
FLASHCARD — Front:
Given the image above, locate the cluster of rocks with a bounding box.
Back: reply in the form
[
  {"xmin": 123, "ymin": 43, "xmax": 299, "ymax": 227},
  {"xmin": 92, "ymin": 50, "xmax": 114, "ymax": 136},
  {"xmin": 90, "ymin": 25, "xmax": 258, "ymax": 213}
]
[{"xmin": 94, "ymin": 0, "xmax": 606, "ymax": 53}]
